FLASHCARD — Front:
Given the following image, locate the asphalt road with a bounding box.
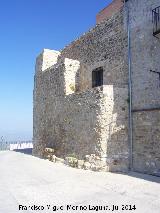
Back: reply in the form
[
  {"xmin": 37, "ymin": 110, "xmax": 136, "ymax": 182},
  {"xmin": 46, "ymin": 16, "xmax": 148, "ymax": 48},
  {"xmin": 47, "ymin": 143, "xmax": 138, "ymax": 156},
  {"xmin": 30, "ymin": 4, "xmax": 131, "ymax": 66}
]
[{"xmin": 0, "ymin": 151, "xmax": 160, "ymax": 213}]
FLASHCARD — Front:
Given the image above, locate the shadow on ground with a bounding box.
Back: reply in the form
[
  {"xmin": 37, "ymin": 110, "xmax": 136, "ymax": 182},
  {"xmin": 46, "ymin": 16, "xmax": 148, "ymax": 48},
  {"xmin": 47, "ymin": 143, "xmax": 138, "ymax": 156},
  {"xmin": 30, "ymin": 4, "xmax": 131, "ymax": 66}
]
[
  {"xmin": 116, "ymin": 171, "xmax": 160, "ymax": 184},
  {"xmin": 13, "ymin": 148, "xmax": 32, "ymax": 155}
]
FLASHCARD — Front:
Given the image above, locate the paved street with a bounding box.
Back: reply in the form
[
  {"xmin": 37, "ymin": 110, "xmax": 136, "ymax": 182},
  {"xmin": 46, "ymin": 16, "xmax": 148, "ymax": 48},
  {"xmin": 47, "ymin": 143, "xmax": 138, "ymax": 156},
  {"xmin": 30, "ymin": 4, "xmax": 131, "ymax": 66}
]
[{"xmin": 0, "ymin": 151, "xmax": 160, "ymax": 213}]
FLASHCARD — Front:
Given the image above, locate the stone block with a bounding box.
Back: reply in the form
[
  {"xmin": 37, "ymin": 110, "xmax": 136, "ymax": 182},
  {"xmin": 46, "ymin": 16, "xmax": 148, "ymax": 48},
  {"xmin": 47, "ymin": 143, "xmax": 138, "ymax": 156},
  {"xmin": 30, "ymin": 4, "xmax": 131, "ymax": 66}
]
[
  {"xmin": 45, "ymin": 148, "xmax": 54, "ymax": 154},
  {"xmin": 44, "ymin": 154, "xmax": 52, "ymax": 161},
  {"xmin": 51, "ymin": 155, "xmax": 56, "ymax": 163},
  {"xmin": 78, "ymin": 160, "xmax": 84, "ymax": 169},
  {"xmin": 83, "ymin": 162, "xmax": 91, "ymax": 170},
  {"xmin": 65, "ymin": 157, "xmax": 78, "ymax": 168}
]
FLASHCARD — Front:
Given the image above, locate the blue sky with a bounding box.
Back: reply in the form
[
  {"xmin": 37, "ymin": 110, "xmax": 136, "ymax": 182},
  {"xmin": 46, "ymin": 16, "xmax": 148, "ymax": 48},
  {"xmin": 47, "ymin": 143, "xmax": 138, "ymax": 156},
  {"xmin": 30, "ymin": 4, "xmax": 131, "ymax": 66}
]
[{"xmin": 0, "ymin": 0, "xmax": 112, "ymax": 141}]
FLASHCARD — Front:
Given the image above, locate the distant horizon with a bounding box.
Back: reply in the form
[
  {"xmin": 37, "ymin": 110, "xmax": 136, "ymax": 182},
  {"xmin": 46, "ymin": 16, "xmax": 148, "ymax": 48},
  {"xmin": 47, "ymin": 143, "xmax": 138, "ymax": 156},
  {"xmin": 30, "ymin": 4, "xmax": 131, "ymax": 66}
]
[{"xmin": 0, "ymin": 131, "xmax": 32, "ymax": 142}]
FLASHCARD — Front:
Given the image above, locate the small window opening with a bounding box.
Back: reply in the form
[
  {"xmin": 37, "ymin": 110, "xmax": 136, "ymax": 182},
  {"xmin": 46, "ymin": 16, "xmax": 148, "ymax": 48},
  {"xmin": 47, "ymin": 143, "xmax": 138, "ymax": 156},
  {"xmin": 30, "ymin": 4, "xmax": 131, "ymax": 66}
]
[{"xmin": 92, "ymin": 67, "xmax": 103, "ymax": 88}]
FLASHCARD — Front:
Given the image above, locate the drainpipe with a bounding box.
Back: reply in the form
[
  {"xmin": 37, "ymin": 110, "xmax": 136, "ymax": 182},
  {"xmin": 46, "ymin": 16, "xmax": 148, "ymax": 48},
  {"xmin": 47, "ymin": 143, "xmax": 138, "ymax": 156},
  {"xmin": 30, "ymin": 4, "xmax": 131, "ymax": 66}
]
[{"xmin": 124, "ymin": 0, "xmax": 133, "ymax": 170}]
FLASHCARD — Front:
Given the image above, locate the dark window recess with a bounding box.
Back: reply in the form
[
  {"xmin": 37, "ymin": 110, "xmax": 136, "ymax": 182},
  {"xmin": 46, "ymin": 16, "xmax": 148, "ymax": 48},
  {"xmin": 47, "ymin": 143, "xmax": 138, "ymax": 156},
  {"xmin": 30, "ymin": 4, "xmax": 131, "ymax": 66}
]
[
  {"xmin": 92, "ymin": 67, "xmax": 103, "ymax": 88},
  {"xmin": 152, "ymin": 6, "xmax": 160, "ymax": 38}
]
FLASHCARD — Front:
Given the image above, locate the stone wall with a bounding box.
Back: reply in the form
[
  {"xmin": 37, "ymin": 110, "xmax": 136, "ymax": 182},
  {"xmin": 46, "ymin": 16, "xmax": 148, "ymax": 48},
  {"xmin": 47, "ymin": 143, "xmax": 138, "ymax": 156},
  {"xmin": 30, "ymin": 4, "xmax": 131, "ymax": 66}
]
[
  {"xmin": 128, "ymin": 0, "xmax": 160, "ymax": 109},
  {"xmin": 133, "ymin": 110, "xmax": 160, "ymax": 176},
  {"xmin": 33, "ymin": 8, "xmax": 129, "ymax": 172},
  {"xmin": 61, "ymin": 9, "xmax": 128, "ymax": 91},
  {"xmin": 127, "ymin": 0, "xmax": 160, "ymax": 175},
  {"xmin": 33, "ymin": 70, "xmax": 129, "ymax": 170}
]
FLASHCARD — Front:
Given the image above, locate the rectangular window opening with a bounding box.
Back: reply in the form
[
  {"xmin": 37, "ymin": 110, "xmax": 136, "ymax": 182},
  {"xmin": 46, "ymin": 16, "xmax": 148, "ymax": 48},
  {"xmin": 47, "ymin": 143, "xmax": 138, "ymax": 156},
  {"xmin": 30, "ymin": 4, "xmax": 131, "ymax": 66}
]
[{"xmin": 92, "ymin": 67, "xmax": 103, "ymax": 88}]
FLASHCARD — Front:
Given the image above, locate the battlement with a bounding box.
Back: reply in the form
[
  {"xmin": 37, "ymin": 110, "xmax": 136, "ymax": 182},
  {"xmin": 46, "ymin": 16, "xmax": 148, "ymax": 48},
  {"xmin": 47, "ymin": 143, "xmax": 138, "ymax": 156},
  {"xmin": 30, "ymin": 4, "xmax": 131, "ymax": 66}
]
[{"xmin": 35, "ymin": 49, "xmax": 60, "ymax": 72}]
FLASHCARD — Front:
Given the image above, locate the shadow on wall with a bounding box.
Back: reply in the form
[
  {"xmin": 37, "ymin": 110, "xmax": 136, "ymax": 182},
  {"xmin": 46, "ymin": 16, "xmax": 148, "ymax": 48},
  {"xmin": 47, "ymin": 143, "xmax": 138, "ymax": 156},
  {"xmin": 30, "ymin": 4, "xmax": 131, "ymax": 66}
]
[{"xmin": 99, "ymin": 85, "xmax": 129, "ymax": 172}]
